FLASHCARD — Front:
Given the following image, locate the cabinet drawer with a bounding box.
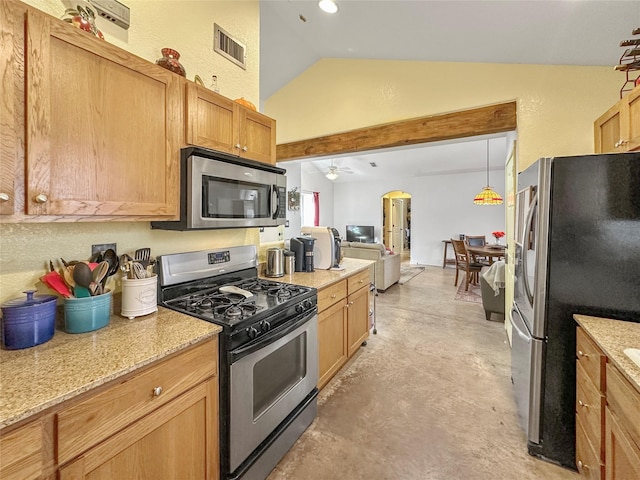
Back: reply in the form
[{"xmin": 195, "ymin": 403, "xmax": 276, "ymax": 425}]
[
  {"xmin": 57, "ymin": 338, "xmax": 217, "ymax": 465},
  {"xmin": 576, "ymin": 414, "xmax": 603, "ymax": 480},
  {"xmin": 606, "ymin": 363, "xmax": 640, "ymax": 450},
  {"xmin": 318, "ymin": 280, "xmax": 347, "ymax": 312},
  {"xmin": 577, "ymin": 328, "xmax": 606, "ymax": 392},
  {"xmin": 576, "ymin": 360, "xmax": 605, "ymax": 461},
  {"xmin": 347, "ymin": 269, "xmax": 370, "ymax": 296},
  {"xmin": 0, "ymin": 420, "xmax": 43, "ymax": 480}
]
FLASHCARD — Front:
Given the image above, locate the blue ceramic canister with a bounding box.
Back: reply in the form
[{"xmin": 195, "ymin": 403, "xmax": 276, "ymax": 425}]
[{"xmin": 1, "ymin": 290, "xmax": 57, "ymax": 349}]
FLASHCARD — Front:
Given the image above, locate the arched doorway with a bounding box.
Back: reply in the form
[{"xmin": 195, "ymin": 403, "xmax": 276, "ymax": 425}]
[{"xmin": 382, "ymin": 191, "xmax": 411, "ymax": 262}]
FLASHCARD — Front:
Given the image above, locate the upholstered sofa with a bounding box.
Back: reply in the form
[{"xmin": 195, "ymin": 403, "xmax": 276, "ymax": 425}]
[
  {"xmin": 341, "ymin": 242, "xmax": 401, "ymax": 292},
  {"xmin": 480, "ymin": 262, "xmax": 505, "ymax": 321}
]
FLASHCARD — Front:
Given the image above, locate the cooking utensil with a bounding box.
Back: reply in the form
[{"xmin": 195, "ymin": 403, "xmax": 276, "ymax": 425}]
[
  {"xmin": 72, "ymin": 262, "xmax": 93, "ymax": 298},
  {"xmin": 91, "ymin": 261, "xmax": 109, "ymax": 295},
  {"xmin": 134, "ymin": 248, "xmax": 151, "ymax": 269},
  {"xmin": 120, "ymin": 254, "xmax": 133, "ymax": 275},
  {"xmin": 131, "ymin": 261, "xmax": 147, "ymax": 279},
  {"xmin": 41, "ymin": 271, "xmax": 73, "ymax": 298}
]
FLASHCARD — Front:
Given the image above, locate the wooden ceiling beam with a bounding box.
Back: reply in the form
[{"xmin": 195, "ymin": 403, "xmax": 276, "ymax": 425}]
[{"xmin": 276, "ymin": 101, "xmax": 517, "ymax": 162}]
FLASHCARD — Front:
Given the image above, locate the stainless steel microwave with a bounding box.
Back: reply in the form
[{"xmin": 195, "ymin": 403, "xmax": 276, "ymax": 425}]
[{"xmin": 152, "ymin": 147, "xmax": 286, "ymax": 230}]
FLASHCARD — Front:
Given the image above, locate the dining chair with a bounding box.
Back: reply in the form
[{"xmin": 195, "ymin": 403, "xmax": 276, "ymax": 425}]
[
  {"xmin": 451, "ymin": 239, "xmax": 484, "ymax": 291},
  {"xmin": 465, "ymin": 235, "xmax": 489, "ymax": 264}
]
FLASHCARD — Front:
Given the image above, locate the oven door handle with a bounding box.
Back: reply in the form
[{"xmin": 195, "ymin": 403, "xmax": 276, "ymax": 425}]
[{"xmin": 230, "ymin": 308, "xmax": 317, "ymax": 362}]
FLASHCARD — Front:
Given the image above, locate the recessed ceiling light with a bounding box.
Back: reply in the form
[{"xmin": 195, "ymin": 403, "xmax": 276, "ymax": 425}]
[{"xmin": 318, "ymin": 0, "xmax": 339, "ymax": 14}]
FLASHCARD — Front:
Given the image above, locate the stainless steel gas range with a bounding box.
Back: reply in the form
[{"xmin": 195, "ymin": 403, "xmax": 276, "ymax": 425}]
[{"xmin": 157, "ymin": 246, "xmax": 318, "ymax": 480}]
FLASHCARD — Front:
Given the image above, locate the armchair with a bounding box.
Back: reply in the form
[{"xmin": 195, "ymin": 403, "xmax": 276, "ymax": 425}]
[
  {"xmin": 341, "ymin": 242, "xmax": 401, "ymax": 292},
  {"xmin": 480, "ymin": 262, "xmax": 506, "ymax": 321}
]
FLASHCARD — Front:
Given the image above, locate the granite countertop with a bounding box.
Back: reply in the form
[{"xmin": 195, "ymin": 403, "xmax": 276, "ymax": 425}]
[
  {"xmin": 574, "ymin": 314, "xmax": 640, "ymax": 393},
  {"xmin": 0, "ymin": 306, "xmax": 221, "ymax": 429},
  {"xmin": 261, "ymin": 258, "xmax": 375, "ymax": 290}
]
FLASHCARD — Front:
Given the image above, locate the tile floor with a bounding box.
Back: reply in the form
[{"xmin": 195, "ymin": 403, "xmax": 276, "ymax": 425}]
[{"xmin": 267, "ymin": 266, "xmax": 579, "ymax": 480}]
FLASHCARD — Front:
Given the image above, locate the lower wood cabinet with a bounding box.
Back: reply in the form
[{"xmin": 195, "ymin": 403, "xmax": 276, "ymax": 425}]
[
  {"xmin": 317, "ymin": 269, "xmax": 371, "ymax": 390},
  {"xmin": 576, "ymin": 326, "xmax": 640, "ymax": 480},
  {"xmin": 0, "ymin": 337, "xmax": 219, "ymax": 480},
  {"xmin": 59, "ymin": 378, "xmax": 217, "ymax": 480}
]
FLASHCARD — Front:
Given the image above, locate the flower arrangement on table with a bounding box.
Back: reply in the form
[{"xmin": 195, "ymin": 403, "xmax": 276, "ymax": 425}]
[{"xmin": 492, "ymin": 231, "xmax": 506, "ymax": 244}]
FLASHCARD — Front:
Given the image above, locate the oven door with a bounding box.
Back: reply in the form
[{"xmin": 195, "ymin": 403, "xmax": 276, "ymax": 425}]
[
  {"xmin": 228, "ymin": 309, "xmax": 318, "ymax": 473},
  {"xmin": 188, "ymin": 154, "xmax": 286, "ymax": 229}
]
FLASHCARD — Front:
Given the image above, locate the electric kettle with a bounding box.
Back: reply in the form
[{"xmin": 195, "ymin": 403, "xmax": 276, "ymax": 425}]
[{"xmin": 265, "ymin": 248, "xmax": 285, "ymax": 277}]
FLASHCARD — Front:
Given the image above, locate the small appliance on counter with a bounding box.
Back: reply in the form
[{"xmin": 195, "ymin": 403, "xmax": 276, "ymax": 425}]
[
  {"xmin": 301, "ymin": 226, "xmax": 340, "ymax": 270},
  {"xmin": 265, "ymin": 248, "xmax": 285, "ymax": 277},
  {"xmin": 289, "ymin": 238, "xmax": 305, "ymax": 272},
  {"xmin": 299, "ymin": 236, "xmax": 316, "ymax": 272}
]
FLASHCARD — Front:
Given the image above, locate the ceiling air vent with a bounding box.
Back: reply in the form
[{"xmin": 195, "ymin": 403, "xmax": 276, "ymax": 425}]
[
  {"xmin": 369, "ymin": 162, "xmax": 378, "ymax": 167},
  {"xmin": 214, "ymin": 24, "xmax": 246, "ymax": 70}
]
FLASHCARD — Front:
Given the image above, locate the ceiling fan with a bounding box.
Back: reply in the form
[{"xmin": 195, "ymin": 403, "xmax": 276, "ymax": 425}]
[{"xmin": 322, "ymin": 159, "xmax": 353, "ymax": 180}]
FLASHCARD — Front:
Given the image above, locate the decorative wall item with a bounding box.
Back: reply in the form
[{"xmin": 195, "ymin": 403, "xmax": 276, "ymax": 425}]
[
  {"xmin": 61, "ymin": 5, "xmax": 104, "ymax": 39},
  {"xmin": 155, "ymin": 48, "xmax": 186, "ymax": 77},
  {"xmin": 288, "ymin": 188, "xmax": 300, "ymax": 210},
  {"xmin": 234, "ymin": 97, "xmax": 256, "ymax": 111}
]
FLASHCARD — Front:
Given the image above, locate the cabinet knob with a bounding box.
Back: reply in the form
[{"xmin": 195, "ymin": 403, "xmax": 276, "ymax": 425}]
[
  {"xmin": 242, "ymin": 146, "xmax": 248, "ymax": 152},
  {"xmin": 34, "ymin": 194, "xmax": 48, "ymax": 204},
  {"xmin": 577, "ymin": 350, "xmax": 589, "ymax": 358},
  {"xmin": 349, "ymin": 301, "xmax": 354, "ymax": 305},
  {"xmin": 578, "ymin": 400, "xmax": 589, "ymax": 409},
  {"xmin": 359, "ymin": 279, "xmax": 364, "ymax": 284},
  {"xmin": 0, "ymin": 193, "xmax": 8, "ymax": 202},
  {"xmin": 235, "ymin": 143, "xmax": 241, "ymax": 149},
  {"xmin": 331, "ymin": 294, "xmax": 336, "ymax": 299},
  {"xmin": 153, "ymin": 386, "xmax": 163, "ymax": 397}
]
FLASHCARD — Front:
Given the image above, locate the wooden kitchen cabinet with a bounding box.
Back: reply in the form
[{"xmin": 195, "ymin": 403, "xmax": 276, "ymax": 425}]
[
  {"xmin": 317, "ymin": 269, "xmax": 371, "ymax": 389},
  {"xmin": 58, "ymin": 378, "xmax": 217, "ymax": 480},
  {"xmin": 0, "ymin": 337, "xmax": 219, "ymax": 480},
  {"xmin": 576, "ymin": 326, "xmax": 640, "ymax": 480},
  {"xmin": 575, "ymin": 327, "xmax": 606, "ymax": 478},
  {"xmin": 0, "ymin": 419, "xmax": 45, "ymax": 480},
  {"xmin": 318, "ymin": 298, "xmax": 348, "ymax": 390},
  {"xmin": 186, "ymin": 84, "xmax": 276, "ymax": 165},
  {"xmin": 0, "ymin": 1, "xmax": 182, "ymax": 221},
  {"xmin": 594, "ymin": 84, "xmax": 640, "ymax": 153}
]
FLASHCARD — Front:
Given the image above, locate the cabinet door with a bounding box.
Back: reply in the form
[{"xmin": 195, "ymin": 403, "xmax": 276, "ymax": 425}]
[
  {"xmin": 0, "ymin": 420, "xmax": 44, "ymax": 480},
  {"xmin": 605, "ymin": 407, "xmax": 640, "ymax": 480},
  {"xmin": 186, "ymin": 83, "xmax": 239, "ymax": 156},
  {"xmin": 59, "ymin": 378, "xmax": 219, "ymax": 480},
  {"xmin": 238, "ymin": 108, "xmax": 276, "ymax": 165},
  {"xmin": 0, "ymin": 0, "xmax": 24, "ymax": 215},
  {"xmin": 625, "ymin": 86, "xmax": 640, "ymax": 151},
  {"xmin": 25, "ymin": 11, "xmax": 181, "ymax": 217},
  {"xmin": 347, "ymin": 286, "xmax": 370, "ymax": 358},
  {"xmin": 594, "ymin": 102, "xmax": 622, "ymax": 154},
  {"xmin": 318, "ymin": 299, "xmax": 348, "ymax": 390}
]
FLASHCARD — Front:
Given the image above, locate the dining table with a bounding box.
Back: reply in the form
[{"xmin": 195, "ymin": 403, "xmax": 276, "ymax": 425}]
[{"xmin": 466, "ymin": 244, "xmax": 506, "ymax": 265}]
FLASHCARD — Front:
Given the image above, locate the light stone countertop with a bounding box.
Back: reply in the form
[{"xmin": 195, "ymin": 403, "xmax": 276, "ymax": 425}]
[
  {"xmin": 0, "ymin": 306, "xmax": 221, "ymax": 429},
  {"xmin": 260, "ymin": 257, "xmax": 375, "ymax": 289},
  {"xmin": 574, "ymin": 314, "xmax": 640, "ymax": 393}
]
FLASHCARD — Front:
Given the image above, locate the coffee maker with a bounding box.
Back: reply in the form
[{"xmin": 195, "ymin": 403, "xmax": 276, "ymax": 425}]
[{"xmin": 299, "ymin": 236, "xmax": 316, "ymax": 272}]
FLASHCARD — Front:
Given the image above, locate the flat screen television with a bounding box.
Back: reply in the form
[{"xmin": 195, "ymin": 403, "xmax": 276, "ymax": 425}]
[{"xmin": 346, "ymin": 225, "xmax": 375, "ymax": 243}]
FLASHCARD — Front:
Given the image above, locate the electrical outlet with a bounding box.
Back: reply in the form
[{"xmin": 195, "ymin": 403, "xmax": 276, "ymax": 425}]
[{"xmin": 91, "ymin": 243, "xmax": 117, "ymax": 257}]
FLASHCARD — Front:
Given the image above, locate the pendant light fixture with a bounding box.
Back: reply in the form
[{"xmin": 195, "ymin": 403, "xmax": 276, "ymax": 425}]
[{"xmin": 473, "ymin": 140, "xmax": 503, "ymax": 205}]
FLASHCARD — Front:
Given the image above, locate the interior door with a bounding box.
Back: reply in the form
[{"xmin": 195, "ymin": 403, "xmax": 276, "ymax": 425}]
[{"xmin": 391, "ymin": 199, "xmax": 404, "ymax": 253}]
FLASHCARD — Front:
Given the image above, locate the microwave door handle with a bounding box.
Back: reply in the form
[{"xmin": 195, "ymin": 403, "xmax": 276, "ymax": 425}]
[{"xmin": 271, "ymin": 185, "xmax": 280, "ymax": 220}]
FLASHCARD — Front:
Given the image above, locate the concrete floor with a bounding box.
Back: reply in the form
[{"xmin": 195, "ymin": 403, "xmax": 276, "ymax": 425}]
[{"xmin": 268, "ymin": 266, "xmax": 579, "ymax": 480}]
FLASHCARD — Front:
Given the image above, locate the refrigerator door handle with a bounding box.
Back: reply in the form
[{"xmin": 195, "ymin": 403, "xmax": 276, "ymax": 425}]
[
  {"xmin": 511, "ymin": 307, "xmax": 531, "ymax": 343},
  {"xmin": 522, "ymin": 192, "xmax": 538, "ymax": 307}
]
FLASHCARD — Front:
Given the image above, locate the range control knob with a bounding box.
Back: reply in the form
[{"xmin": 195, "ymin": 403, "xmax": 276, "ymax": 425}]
[
  {"xmin": 260, "ymin": 320, "xmax": 271, "ymax": 333},
  {"xmin": 303, "ymin": 299, "xmax": 313, "ymax": 309},
  {"xmin": 247, "ymin": 326, "xmax": 259, "ymax": 339},
  {"xmin": 295, "ymin": 303, "xmax": 304, "ymax": 314}
]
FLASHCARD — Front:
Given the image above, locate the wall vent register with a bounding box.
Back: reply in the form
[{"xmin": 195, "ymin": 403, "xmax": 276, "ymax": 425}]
[{"xmin": 214, "ymin": 23, "xmax": 246, "ymax": 70}]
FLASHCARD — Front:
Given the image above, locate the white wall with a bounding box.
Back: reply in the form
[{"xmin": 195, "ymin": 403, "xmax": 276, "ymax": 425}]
[{"xmin": 333, "ymin": 171, "xmax": 505, "ymax": 266}]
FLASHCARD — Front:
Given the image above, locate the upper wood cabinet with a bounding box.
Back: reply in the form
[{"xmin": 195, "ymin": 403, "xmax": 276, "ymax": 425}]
[
  {"xmin": 186, "ymin": 84, "xmax": 276, "ymax": 165},
  {"xmin": 0, "ymin": 1, "xmax": 182, "ymax": 220},
  {"xmin": 595, "ymin": 85, "xmax": 640, "ymax": 153}
]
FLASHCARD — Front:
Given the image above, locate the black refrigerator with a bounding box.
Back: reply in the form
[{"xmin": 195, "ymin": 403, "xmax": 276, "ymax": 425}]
[{"xmin": 511, "ymin": 152, "xmax": 640, "ymax": 469}]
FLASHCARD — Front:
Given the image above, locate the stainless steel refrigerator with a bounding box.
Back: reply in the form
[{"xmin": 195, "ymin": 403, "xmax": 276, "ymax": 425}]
[{"xmin": 511, "ymin": 152, "xmax": 640, "ymax": 469}]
